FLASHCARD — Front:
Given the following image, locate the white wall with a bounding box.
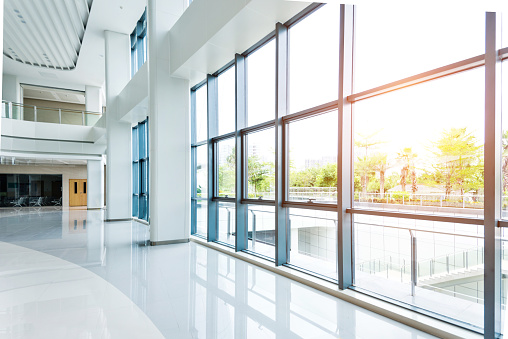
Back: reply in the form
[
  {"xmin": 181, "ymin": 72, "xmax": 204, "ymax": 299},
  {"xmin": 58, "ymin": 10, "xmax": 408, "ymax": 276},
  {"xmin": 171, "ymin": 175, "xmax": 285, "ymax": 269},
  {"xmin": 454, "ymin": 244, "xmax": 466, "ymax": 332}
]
[
  {"xmin": 0, "ymin": 118, "xmax": 106, "ymax": 155},
  {"xmin": 85, "ymin": 85, "xmax": 103, "ymax": 113},
  {"xmin": 2, "ymin": 74, "xmax": 20, "ymax": 103},
  {"xmin": 0, "ymin": 164, "xmax": 87, "ymax": 207}
]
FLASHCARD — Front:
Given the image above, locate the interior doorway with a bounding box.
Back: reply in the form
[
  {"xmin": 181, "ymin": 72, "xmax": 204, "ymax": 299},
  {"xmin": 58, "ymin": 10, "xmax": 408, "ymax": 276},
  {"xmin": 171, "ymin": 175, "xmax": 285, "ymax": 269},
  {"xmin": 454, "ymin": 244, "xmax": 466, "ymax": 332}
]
[{"xmin": 69, "ymin": 179, "xmax": 87, "ymax": 206}]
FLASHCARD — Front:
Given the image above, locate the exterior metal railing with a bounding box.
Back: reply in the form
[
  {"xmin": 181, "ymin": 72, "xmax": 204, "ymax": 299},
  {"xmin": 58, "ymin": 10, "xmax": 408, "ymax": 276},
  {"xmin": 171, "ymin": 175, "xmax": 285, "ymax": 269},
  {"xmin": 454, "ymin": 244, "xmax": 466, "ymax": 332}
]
[{"xmin": 1, "ymin": 100, "xmax": 102, "ymax": 126}]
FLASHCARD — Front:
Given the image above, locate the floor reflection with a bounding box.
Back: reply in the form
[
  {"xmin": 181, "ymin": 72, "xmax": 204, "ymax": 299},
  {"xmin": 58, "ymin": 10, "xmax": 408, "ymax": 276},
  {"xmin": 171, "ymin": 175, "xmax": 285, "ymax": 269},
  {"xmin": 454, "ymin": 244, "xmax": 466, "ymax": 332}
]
[{"xmin": 0, "ymin": 208, "xmax": 437, "ymax": 338}]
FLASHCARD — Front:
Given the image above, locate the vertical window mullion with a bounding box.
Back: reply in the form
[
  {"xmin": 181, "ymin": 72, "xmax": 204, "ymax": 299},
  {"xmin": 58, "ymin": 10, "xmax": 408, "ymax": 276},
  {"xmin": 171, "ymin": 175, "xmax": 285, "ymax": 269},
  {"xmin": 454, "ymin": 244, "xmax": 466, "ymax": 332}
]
[
  {"xmin": 275, "ymin": 22, "xmax": 288, "ymax": 266},
  {"xmin": 191, "ymin": 89, "xmax": 198, "ymax": 234},
  {"xmin": 235, "ymin": 53, "xmax": 247, "ymax": 251},
  {"xmin": 207, "ymin": 74, "xmax": 219, "ymax": 242},
  {"xmin": 337, "ymin": 4, "xmax": 354, "ymax": 290},
  {"xmin": 483, "ymin": 11, "xmax": 502, "ymax": 338}
]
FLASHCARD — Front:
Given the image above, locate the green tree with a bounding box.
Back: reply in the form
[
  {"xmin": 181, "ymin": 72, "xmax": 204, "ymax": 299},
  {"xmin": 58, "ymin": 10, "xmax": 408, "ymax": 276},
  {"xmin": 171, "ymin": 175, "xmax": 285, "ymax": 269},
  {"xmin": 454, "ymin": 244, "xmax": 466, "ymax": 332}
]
[
  {"xmin": 355, "ymin": 131, "xmax": 383, "ymax": 194},
  {"xmin": 396, "ymin": 147, "xmax": 417, "ymax": 193},
  {"xmin": 355, "ymin": 155, "xmax": 376, "ymax": 194},
  {"xmin": 290, "ymin": 167, "xmax": 319, "ymax": 187},
  {"xmin": 248, "ymin": 155, "xmax": 272, "ymax": 196},
  {"xmin": 431, "ymin": 127, "xmax": 482, "ymax": 196},
  {"xmin": 503, "ymin": 130, "xmax": 508, "ymax": 193},
  {"xmin": 371, "ymin": 153, "xmax": 390, "ymax": 198},
  {"xmin": 218, "ymin": 147, "xmax": 235, "ymax": 195},
  {"xmin": 316, "ymin": 163, "xmax": 337, "ymax": 187}
]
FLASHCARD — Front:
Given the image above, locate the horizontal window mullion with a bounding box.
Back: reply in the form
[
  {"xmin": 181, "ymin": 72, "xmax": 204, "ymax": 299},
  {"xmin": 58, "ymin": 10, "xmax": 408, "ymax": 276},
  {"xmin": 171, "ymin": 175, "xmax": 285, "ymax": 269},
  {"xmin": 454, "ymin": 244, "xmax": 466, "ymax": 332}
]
[
  {"xmin": 211, "ymin": 132, "xmax": 235, "ymax": 143},
  {"xmin": 498, "ymin": 220, "xmax": 508, "ymax": 228},
  {"xmin": 212, "ymin": 60, "xmax": 235, "ymax": 77},
  {"xmin": 212, "ymin": 197, "xmax": 235, "ymax": 203},
  {"xmin": 283, "ymin": 201, "xmax": 338, "ymax": 212},
  {"xmin": 240, "ymin": 120, "xmax": 275, "ymax": 135},
  {"xmin": 192, "ymin": 140, "xmax": 207, "ymax": 147},
  {"xmin": 241, "ymin": 199, "xmax": 275, "ymax": 206},
  {"xmin": 499, "ymin": 47, "xmax": 508, "ymax": 60},
  {"xmin": 347, "ymin": 208, "xmax": 484, "ymax": 226},
  {"xmin": 241, "ymin": 30, "xmax": 276, "ymax": 57},
  {"xmin": 191, "ymin": 79, "xmax": 207, "ymax": 92},
  {"xmin": 282, "ymin": 99, "xmax": 338, "ymax": 124}
]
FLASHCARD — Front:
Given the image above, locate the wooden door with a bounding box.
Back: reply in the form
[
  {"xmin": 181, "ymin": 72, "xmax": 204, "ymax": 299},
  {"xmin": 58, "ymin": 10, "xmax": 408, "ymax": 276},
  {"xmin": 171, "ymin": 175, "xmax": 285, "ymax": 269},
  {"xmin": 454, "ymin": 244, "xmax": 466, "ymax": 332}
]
[{"xmin": 69, "ymin": 179, "xmax": 87, "ymax": 206}]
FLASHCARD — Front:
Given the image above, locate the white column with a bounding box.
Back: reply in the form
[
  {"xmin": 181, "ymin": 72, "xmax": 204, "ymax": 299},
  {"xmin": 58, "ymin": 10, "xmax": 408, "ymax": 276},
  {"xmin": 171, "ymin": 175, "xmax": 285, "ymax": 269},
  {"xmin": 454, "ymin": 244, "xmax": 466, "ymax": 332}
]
[
  {"xmin": 148, "ymin": 0, "xmax": 190, "ymax": 244},
  {"xmin": 85, "ymin": 85, "xmax": 103, "ymax": 112},
  {"xmin": 87, "ymin": 157, "xmax": 104, "ymax": 209},
  {"xmin": 104, "ymin": 30, "xmax": 132, "ymax": 220},
  {"xmin": 0, "ymin": 1, "xmax": 4, "ymax": 147}
]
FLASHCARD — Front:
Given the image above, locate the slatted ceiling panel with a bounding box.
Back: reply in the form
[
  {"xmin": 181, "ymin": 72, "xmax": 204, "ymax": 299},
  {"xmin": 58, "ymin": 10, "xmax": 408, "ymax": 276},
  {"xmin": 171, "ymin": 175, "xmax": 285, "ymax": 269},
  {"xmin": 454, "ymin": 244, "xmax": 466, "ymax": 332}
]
[
  {"xmin": 3, "ymin": 0, "xmax": 93, "ymax": 70},
  {"xmin": 15, "ymin": 1, "xmax": 64, "ymax": 69}
]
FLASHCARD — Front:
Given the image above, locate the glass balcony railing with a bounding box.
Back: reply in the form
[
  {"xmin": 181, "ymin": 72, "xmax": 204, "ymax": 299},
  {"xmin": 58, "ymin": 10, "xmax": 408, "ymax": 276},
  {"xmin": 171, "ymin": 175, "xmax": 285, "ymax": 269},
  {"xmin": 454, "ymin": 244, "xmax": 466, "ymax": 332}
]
[{"xmin": 1, "ymin": 101, "xmax": 102, "ymax": 126}]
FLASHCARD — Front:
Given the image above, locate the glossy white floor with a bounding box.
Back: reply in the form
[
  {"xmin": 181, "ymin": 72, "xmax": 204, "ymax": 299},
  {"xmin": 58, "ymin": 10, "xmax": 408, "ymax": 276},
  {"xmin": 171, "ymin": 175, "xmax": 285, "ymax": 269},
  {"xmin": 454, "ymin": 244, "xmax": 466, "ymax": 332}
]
[{"xmin": 0, "ymin": 207, "xmax": 440, "ymax": 338}]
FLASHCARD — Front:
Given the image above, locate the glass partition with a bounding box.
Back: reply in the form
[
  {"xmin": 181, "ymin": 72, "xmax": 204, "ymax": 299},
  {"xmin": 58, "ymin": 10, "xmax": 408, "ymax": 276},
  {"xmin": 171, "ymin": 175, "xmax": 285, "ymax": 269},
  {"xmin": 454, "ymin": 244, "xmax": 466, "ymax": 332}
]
[{"xmin": 0, "ymin": 174, "xmax": 62, "ymax": 207}]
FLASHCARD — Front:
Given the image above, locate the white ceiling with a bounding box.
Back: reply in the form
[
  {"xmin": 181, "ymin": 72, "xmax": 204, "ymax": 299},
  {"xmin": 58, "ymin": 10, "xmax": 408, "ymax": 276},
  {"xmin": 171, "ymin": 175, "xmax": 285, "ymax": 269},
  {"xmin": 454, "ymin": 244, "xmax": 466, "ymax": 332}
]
[
  {"xmin": 4, "ymin": 0, "xmax": 93, "ymax": 70},
  {"xmin": 3, "ymin": 0, "xmax": 147, "ymax": 88},
  {"xmin": 22, "ymin": 85, "xmax": 86, "ymax": 105}
]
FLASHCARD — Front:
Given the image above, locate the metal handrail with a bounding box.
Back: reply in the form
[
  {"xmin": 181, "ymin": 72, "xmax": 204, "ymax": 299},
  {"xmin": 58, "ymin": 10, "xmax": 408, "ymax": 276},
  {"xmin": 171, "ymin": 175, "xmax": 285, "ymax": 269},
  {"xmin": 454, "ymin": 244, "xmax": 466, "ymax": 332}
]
[{"xmin": 1, "ymin": 100, "xmax": 102, "ymax": 126}]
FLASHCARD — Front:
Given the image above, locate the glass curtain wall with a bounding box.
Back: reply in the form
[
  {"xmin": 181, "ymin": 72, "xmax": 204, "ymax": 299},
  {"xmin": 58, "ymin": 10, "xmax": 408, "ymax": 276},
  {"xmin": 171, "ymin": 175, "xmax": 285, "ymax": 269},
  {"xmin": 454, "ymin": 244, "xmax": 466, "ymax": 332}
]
[
  {"xmin": 132, "ymin": 119, "xmax": 149, "ymax": 221},
  {"xmin": 190, "ymin": 3, "xmax": 508, "ymax": 336},
  {"xmin": 130, "ymin": 8, "xmax": 147, "ymax": 77}
]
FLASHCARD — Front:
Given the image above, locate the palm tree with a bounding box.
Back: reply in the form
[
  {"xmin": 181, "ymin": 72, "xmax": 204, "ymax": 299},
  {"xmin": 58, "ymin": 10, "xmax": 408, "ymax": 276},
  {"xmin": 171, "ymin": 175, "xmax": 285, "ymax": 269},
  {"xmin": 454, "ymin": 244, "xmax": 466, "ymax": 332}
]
[
  {"xmin": 503, "ymin": 130, "xmax": 508, "ymax": 193},
  {"xmin": 397, "ymin": 148, "xmax": 417, "ymax": 193},
  {"xmin": 371, "ymin": 153, "xmax": 389, "ymax": 198}
]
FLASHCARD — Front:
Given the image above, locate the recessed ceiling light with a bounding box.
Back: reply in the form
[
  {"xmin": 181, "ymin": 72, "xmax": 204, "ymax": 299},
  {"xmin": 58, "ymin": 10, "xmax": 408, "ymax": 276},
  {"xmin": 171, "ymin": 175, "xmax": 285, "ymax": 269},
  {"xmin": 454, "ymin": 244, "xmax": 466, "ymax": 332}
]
[{"xmin": 120, "ymin": 6, "xmax": 123, "ymax": 9}]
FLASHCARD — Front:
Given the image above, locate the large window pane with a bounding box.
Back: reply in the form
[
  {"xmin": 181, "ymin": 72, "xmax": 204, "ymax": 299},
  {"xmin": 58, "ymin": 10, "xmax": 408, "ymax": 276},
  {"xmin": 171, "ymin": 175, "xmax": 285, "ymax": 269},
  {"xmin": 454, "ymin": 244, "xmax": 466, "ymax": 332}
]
[
  {"xmin": 247, "ymin": 205, "xmax": 275, "ymax": 259},
  {"xmin": 195, "ymin": 199, "xmax": 208, "ymax": 237},
  {"xmin": 288, "ymin": 208, "xmax": 337, "ymax": 280},
  {"xmin": 218, "ymin": 201, "xmax": 235, "ymax": 246},
  {"xmin": 355, "ymin": 4, "xmax": 484, "ymax": 92},
  {"xmin": 353, "ymin": 68, "xmax": 485, "ymax": 218},
  {"xmin": 354, "ymin": 214, "xmax": 484, "ymax": 329},
  {"xmin": 196, "ymin": 145, "xmax": 207, "ymax": 198},
  {"xmin": 289, "ymin": 3, "xmax": 340, "ymax": 114},
  {"xmin": 217, "ymin": 138, "xmax": 235, "ymax": 198},
  {"xmin": 195, "ymin": 84, "xmax": 208, "ymax": 143},
  {"xmin": 288, "ymin": 111, "xmax": 338, "ymax": 203},
  {"xmin": 247, "ymin": 128, "xmax": 274, "ymax": 200},
  {"xmin": 218, "ymin": 66, "xmax": 235, "ymax": 135},
  {"xmin": 502, "ymin": 61, "xmax": 508, "ymax": 216},
  {"xmin": 247, "ymin": 39, "xmax": 275, "ymax": 126}
]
